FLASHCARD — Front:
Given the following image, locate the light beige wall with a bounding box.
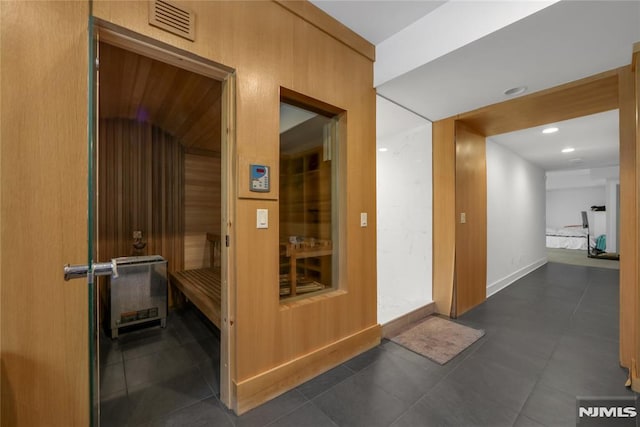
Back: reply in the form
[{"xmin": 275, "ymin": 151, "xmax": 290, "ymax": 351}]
[{"xmin": 1, "ymin": 1, "xmax": 90, "ymax": 425}]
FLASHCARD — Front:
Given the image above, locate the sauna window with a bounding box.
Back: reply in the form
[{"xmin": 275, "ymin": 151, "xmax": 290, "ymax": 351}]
[{"xmin": 279, "ymin": 100, "xmax": 340, "ymax": 301}]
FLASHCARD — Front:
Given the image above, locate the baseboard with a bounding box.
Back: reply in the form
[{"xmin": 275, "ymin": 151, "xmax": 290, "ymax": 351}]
[
  {"xmin": 234, "ymin": 324, "xmax": 381, "ymax": 415},
  {"xmin": 381, "ymin": 302, "xmax": 436, "ymax": 338},
  {"xmin": 487, "ymin": 257, "xmax": 547, "ymax": 298}
]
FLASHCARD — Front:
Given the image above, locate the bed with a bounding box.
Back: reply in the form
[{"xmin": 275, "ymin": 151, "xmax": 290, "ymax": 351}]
[
  {"xmin": 546, "ymin": 226, "xmax": 594, "ymax": 250},
  {"xmin": 170, "ymin": 233, "xmax": 222, "ymax": 329}
]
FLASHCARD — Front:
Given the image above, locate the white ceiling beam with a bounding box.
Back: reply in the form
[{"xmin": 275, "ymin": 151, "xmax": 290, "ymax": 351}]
[{"xmin": 374, "ymin": 0, "xmax": 559, "ymax": 87}]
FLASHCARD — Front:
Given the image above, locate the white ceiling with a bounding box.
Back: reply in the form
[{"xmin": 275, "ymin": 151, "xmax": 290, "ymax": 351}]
[
  {"xmin": 488, "ymin": 109, "xmax": 620, "ymax": 172},
  {"xmin": 309, "ymin": 0, "xmax": 640, "ymax": 171}
]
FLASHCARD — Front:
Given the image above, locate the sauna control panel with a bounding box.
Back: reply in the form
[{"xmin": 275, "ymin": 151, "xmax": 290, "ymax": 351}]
[{"xmin": 249, "ymin": 164, "xmax": 270, "ymax": 192}]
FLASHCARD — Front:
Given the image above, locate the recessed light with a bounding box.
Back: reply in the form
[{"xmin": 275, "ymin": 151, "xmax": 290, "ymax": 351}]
[
  {"xmin": 504, "ymin": 86, "xmax": 527, "ymax": 96},
  {"xmin": 543, "ymin": 127, "xmax": 559, "ymax": 134},
  {"xmin": 378, "ymin": 148, "xmax": 388, "ymax": 152},
  {"xmin": 562, "ymin": 147, "xmax": 575, "ymax": 153}
]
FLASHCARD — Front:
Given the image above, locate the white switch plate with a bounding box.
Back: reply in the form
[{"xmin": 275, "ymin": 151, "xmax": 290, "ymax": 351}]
[
  {"xmin": 257, "ymin": 209, "xmax": 268, "ymax": 229},
  {"xmin": 360, "ymin": 212, "xmax": 368, "ymax": 227},
  {"xmin": 460, "ymin": 212, "xmax": 466, "ymax": 224}
]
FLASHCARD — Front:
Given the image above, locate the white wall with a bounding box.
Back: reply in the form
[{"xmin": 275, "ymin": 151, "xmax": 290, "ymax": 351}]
[
  {"xmin": 486, "ymin": 140, "xmax": 547, "ymax": 297},
  {"xmin": 376, "ymin": 96, "xmax": 432, "ymax": 324},
  {"xmin": 545, "ymin": 167, "xmax": 618, "ymax": 251},
  {"xmin": 546, "ymin": 187, "xmax": 606, "ymax": 229}
]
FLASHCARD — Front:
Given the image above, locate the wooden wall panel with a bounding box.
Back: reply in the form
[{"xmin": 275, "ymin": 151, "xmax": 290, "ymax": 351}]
[
  {"xmin": 619, "ymin": 65, "xmax": 636, "ymax": 371},
  {"xmin": 458, "ymin": 68, "xmax": 620, "ymax": 137},
  {"xmin": 98, "ymin": 119, "xmax": 184, "ymax": 271},
  {"xmin": 631, "ymin": 44, "xmax": 640, "ymax": 392},
  {"xmin": 0, "ymin": 2, "xmax": 90, "ymax": 425},
  {"xmin": 454, "ymin": 122, "xmax": 487, "ymax": 316},
  {"xmin": 92, "ymin": 0, "xmax": 377, "ymax": 413},
  {"xmin": 184, "ymin": 152, "xmax": 221, "ymax": 270},
  {"xmin": 432, "ymin": 119, "xmax": 456, "ymax": 316}
]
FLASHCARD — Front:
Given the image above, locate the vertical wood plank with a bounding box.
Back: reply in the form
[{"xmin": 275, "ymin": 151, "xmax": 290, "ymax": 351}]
[
  {"xmin": 454, "ymin": 122, "xmax": 487, "ymax": 316},
  {"xmin": 432, "ymin": 119, "xmax": 456, "ymax": 316},
  {"xmin": 619, "ymin": 65, "xmax": 636, "ymax": 371},
  {"xmin": 1, "ymin": 2, "xmax": 90, "ymax": 425},
  {"xmin": 97, "ymin": 119, "xmax": 184, "ymax": 309}
]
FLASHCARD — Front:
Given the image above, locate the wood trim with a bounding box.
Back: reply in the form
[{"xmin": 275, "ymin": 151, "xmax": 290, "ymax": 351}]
[
  {"xmin": 619, "ymin": 65, "xmax": 636, "ymax": 370},
  {"xmin": 234, "ymin": 324, "xmax": 381, "ymax": 415},
  {"xmin": 632, "ymin": 46, "xmax": 640, "ymax": 393},
  {"xmin": 456, "ymin": 67, "xmax": 621, "ymax": 137},
  {"xmin": 273, "ymin": 1, "xmax": 375, "ymax": 62},
  {"xmin": 432, "ymin": 119, "xmax": 456, "ymax": 316},
  {"xmin": 454, "ymin": 122, "xmax": 487, "ymax": 316},
  {"xmin": 97, "ymin": 20, "xmax": 232, "ymax": 80},
  {"xmin": 381, "ymin": 303, "xmax": 435, "ymax": 338},
  {"xmin": 220, "ymin": 72, "xmax": 236, "ymax": 410}
]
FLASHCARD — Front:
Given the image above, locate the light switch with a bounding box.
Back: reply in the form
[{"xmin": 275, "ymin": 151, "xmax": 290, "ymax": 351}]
[
  {"xmin": 360, "ymin": 212, "xmax": 368, "ymax": 227},
  {"xmin": 460, "ymin": 212, "xmax": 466, "ymax": 224},
  {"xmin": 257, "ymin": 209, "xmax": 268, "ymax": 229}
]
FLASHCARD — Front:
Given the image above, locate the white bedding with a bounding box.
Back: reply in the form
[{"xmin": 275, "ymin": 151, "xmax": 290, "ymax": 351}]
[{"xmin": 546, "ymin": 227, "xmax": 592, "ymax": 250}]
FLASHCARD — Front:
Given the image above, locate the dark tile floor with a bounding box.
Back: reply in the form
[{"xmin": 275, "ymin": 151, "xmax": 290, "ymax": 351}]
[{"xmin": 100, "ymin": 262, "xmax": 636, "ymax": 426}]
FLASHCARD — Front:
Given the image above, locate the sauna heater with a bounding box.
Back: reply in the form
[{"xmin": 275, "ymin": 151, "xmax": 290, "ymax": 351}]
[{"xmin": 109, "ymin": 255, "xmax": 167, "ymax": 338}]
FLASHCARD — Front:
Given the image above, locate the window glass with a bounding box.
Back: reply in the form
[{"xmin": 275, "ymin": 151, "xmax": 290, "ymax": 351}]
[{"xmin": 279, "ymin": 101, "xmax": 339, "ymax": 301}]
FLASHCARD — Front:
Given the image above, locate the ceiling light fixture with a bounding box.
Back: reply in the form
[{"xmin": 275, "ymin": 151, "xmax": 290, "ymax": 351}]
[
  {"xmin": 543, "ymin": 127, "xmax": 559, "ymax": 134},
  {"xmin": 503, "ymin": 86, "xmax": 527, "ymax": 96},
  {"xmin": 561, "ymin": 147, "xmax": 575, "ymax": 153},
  {"xmin": 378, "ymin": 147, "xmax": 388, "ymax": 152}
]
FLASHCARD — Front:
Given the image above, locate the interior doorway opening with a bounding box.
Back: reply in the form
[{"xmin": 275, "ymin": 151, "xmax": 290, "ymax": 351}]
[{"xmin": 92, "ymin": 25, "xmax": 235, "ymax": 424}]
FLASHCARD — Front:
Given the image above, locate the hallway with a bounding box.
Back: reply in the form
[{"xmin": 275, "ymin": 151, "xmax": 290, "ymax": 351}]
[{"xmin": 101, "ymin": 262, "xmax": 635, "ymax": 426}]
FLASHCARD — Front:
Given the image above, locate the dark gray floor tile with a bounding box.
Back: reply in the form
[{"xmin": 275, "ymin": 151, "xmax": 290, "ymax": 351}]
[
  {"xmin": 520, "ymin": 383, "xmax": 576, "ymax": 427},
  {"xmin": 127, "ymin": 367, "xmax": 214, "ymax": 425},
  {"xmin": 540, "ymin": 357, "xmax": 632, "ymax": 398},
  {"xmin": 567, "ymin": 308, "xmax": 619, "ymax": 342},
  {"xmin": 513, "ymin": 414, "xmax": 546, "ymax": 427},
  {"xmin": 471, "ymin": 327, "xmax": 557, "ymax": 376},
  {"xmin": 231, "ymin": 390, "xmax": 308, "ymax": 427},
  {"xmin": 125, "ymin": 345, "xmax": 197, "ymax": 389},
  {"xmin": 169, "ymin": 309, "xmax": 217, "ymax": 344},
  {"xmin": 100, "ymin": 393, "xmax": 133, "ymax": 427},
  {"xmin": 121, "ymin": 329, "xmax": 182, "ymax": 361},
  {"xmin": 313, "ymin": 373, "xmax": 410, "ymax": 427},
  {"xmin": 392, "ymin": 379, "xmax": 518, "ymax": 427},
  {"xmin": 267, "ymin": 402, "xmax": 337, "ymax": 427},
  {"xmin": 196, "ymin": 358, "xmax": 221, "ymax": 397},
  {"xmin": 444, "ymin": 353, "xmax": 538, "ymax": 412},
  {"xmin": 296, "ymin": 365, "xmax": 355, "ymax": 400},
  {"xmin": 354, "ymin": 349, "xmax": 447, "ymax": 405},
  {"xmin": 101, "ymin": 334, "xmax": 124, "ymax": 366},
  {"xmin": 148, "ymin": 397, "xmax": 232, "ymax": 427},
  {"xmin": 343, "ymin": 346, "xmax": 387, "ymax": 372},
  {"xmin": 101, "ymin": 361, "xmax": 127, "ymax": 398},
  {"xmin": 182, "ymin": 336, "xmax": 220, "ymax": 365}
]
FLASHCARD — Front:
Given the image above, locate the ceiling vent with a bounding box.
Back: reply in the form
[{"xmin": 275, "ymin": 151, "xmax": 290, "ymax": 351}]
[{"xmin": 149, "ymin": 0, "xmax": 195, "ymax": 41}]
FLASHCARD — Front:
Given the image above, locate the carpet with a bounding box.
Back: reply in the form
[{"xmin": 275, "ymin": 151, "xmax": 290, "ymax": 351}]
[
  {"xmin": 546, "ymin": 248, "xmax": 619, "ymax": 270},
  {"xmin": 390, "ymin": 316, "xmax": 485, "ymax": 365}
]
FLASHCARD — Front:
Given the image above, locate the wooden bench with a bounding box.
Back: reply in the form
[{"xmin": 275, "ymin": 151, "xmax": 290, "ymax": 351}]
[{"xmin": 170, "ymin": 233, "xmax": 222, "ymax": 329}]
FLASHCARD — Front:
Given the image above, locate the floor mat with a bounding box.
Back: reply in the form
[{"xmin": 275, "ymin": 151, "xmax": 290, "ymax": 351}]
[{"xmin": 390, "ymin": 316, "xmax": 484, "ymax": 365}]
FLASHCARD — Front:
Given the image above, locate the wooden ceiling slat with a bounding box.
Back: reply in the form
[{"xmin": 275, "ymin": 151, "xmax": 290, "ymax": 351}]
[
  {"xmin": 128, "ymin": 55, "xmax": 153, "ymax": 119},
  {"xmin": 99, "ymin": 42, "xmax": 222, "ymax": 153}
]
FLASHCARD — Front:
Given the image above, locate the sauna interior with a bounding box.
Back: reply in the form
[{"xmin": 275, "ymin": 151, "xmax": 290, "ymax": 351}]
[
  {"xmin": 279, "ymin": 102, "xmax": 336, "ymax": 300},
  {"xmin": 96, "ymin": 41, "xmax": 223, "ymax": 341}
]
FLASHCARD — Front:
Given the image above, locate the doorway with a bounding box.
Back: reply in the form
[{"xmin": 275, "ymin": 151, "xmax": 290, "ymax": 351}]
[{"xmin": 91, "ymin": 25, "xmax": 235, "ymax": 424}]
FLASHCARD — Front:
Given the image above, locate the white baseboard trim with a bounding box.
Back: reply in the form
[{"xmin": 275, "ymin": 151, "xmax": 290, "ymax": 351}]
[
  {"xmin": 381, "ymin": 302, "xmax": 436, "ymax": 338},
  {"xmin": 487, "ymin": 257, "xmax": 548, "ymax": 298}
]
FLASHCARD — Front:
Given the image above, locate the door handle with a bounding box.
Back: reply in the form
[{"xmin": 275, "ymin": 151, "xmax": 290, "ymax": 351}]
[{"xmin": 64, "ymin": 260, "xmax": 119, "ymax": 281}]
